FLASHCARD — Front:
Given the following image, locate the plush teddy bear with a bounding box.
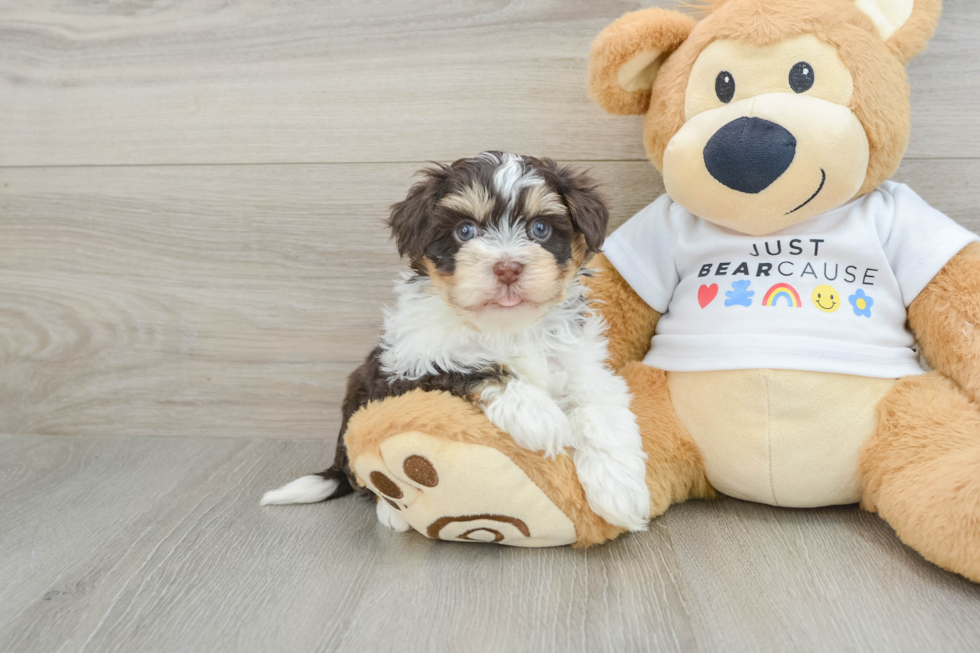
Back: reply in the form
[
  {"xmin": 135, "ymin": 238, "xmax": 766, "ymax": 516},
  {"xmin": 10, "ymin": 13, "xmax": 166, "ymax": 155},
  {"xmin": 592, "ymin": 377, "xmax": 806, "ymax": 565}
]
[{"xmin": 339, "ymin": 0, "xmax": 980, "ymax": 582}]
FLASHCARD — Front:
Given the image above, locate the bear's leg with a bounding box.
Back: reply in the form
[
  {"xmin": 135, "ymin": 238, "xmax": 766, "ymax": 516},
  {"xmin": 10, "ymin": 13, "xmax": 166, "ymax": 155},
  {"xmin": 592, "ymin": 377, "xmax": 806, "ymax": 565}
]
[
  {"xmin": 342, "ymin": 363, "xmax": 710, "ymax": 547},
  {"xmin": 344, "ymin": 388, "xmax": 622, "ymax": 547},
  {"xmin": 619, "ymin": 362, "xmax": 714, "ymax": 516},
  {"xmin": 861, "ymin": 372, "xmax": 980, "ymax": 582}
]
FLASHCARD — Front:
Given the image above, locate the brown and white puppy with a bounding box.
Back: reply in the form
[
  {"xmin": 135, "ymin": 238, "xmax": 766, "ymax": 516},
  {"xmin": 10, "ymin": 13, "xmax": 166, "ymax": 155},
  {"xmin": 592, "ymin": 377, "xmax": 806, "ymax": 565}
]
[{"xmin": 262, "ymin": 152, "xmax": 650, "ymax": 532}]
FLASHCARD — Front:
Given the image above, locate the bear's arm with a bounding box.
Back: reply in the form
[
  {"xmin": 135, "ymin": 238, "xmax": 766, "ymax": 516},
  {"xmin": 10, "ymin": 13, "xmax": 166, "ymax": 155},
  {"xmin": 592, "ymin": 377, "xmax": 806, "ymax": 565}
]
[
  {"xmin": 909, "ymin": 241, "xmax": 980, "ymax": 401},
  {"xmin": 585, "ymin": 253, "xmax": 661, "ymax": 371}
]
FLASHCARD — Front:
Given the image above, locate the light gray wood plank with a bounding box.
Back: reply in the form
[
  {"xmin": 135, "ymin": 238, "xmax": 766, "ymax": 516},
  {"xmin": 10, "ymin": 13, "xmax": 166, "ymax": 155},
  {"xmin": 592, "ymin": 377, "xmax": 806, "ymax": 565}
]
[
  {"xmin": 906, "ymin": 0, "xmax": 980, "ymax": 160},
  {"xmin": 668, "ymin": 501, "xmax": 980, "ymax": 652},
  {"xmin": 0, "ymin": 434, "xmax": 379, "ymax": 653},
  {"xmin": 1, "ymin": 159, "xmax": 977, "ymax": 439},
  {"xmin": 0, "ymin": 160, "xmax": 662, "ymax": 438},
  {"xmin": 0, "ymin": 0, "xmax": 977, "ymax": 166},
  {"xmin": 1, "ymin": 434, "xmax": 978, "ymax": 653},
  {"xmin": 0, "ymin": 434, "xmax": 260, "ymax": 637}
]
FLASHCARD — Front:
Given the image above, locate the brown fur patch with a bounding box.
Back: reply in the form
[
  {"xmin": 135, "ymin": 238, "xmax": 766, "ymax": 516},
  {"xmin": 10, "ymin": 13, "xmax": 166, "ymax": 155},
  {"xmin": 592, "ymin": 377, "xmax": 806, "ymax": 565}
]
[
  {"xmin": 439, "ymin": 182, "xmax": 494, "ymax": 222},
  {"xmin": 588, "ymin": 7, "xmax": 697, "ymax": 115},
  {"xmin": 522, "ymin": 184, "xmax": 565, "ymax": 218},
  {"xmin": 584, "ymin": 254, "xmax": 660, "ymax": 371},
  {"xmin": 908, "ymin": 242, "xmax": 980, "ymax": 403},
  {"xmin": 421, "ymin": 256, "xmax": 455, "ymax": 293},
  {"xmin": 860, "ymin": 372, "xmax": 980, "ymax": 583},
  {"xmin": 520, "ymin": 244, "xmax": 569, "ymax": 303},
  {"xmin": 570, "ymin": 233, "xmax": 589, "ymax": 270},
  {"xmin": 679, "ymin": 0, "xmax": 941, "ymax": 61},
  {"xmin": 885, "ymin": 0, "xmax": 942, "ymax": 64},
  {"xmin": 422, "ymin": 257, "xmax": 450, "ymax": 279},
  {"xmin": 621, "ymin": 362, "xmax": 715, "ymax": 516},
  {"xmin": 466, "ymin": 373, "xmax": 509, "ymax": 405}
]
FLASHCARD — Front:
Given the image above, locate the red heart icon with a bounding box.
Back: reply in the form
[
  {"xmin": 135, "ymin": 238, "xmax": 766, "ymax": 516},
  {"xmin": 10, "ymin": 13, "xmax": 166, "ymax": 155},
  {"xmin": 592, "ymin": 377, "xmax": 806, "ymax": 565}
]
[{"xmin": 698, "ymin": 284, "xmax": 718, "ymax": 308}]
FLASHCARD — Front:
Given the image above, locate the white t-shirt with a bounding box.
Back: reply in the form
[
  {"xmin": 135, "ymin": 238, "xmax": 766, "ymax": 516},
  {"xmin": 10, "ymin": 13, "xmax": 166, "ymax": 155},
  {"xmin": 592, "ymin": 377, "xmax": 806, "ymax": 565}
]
[{"xmin": 603, "ymin": 181, "xmax": 979, "ymax": 378}]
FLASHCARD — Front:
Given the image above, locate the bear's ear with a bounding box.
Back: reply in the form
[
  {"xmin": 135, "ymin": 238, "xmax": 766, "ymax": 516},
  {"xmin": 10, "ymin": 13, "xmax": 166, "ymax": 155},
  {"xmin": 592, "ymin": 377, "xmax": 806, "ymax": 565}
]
[
  {"xmin": 588, "ymin": 8, "xmax": 697, "ymax": 116},
  {"xmin": 853, "ymin": 0, "xmax": 942, "ymax": 63}
]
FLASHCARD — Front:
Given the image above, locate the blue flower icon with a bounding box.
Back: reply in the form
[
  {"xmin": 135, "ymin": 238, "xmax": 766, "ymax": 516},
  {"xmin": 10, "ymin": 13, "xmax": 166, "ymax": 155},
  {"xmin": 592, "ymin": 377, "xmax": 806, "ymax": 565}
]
[{"xmin": 848, "ymin": 288, "xmax": 874, "ymax": 318}]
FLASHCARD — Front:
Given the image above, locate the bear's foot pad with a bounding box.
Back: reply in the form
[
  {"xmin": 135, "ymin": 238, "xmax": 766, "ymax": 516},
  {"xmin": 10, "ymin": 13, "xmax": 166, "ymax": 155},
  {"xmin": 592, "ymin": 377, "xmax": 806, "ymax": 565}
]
[{"xmin": 353, "ymin": 431, "xmax": 577, "ymax": 547}]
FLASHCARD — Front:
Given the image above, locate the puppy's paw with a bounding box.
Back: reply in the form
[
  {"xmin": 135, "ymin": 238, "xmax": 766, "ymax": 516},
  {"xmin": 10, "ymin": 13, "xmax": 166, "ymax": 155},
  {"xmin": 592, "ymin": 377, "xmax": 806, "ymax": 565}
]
[
  {"xmin": 481, "ymin": 382, "xmax": 569, "ymax": 458},
  {"xmin": 568, "ymin": 404, "xmax": 649, "ymax": 531},
  {"xmin": 568, "ymin": 404, "xmax": 642, "ymax": 452},
  {"xmin": 375, "ymin": 496, "xmax": 411, "ymax": 532},
  {"xmin": 573, "ymin": 447, "xmax": 650, "ymax": 532}
]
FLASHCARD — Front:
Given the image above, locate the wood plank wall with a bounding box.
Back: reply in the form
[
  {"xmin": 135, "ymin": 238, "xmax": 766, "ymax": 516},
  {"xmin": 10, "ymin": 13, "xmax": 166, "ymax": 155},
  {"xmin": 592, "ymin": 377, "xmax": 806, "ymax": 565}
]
[{"xmin": 1, "ymin": 0, "xmax": 978, "ymax": 438}]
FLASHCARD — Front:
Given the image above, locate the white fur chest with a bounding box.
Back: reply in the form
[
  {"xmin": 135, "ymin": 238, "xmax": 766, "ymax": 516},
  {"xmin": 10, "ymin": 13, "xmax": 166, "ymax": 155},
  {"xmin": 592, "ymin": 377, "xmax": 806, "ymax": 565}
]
[{"xmin": 378, "ymin": 275, "xmax": 601, "ymax": 401}]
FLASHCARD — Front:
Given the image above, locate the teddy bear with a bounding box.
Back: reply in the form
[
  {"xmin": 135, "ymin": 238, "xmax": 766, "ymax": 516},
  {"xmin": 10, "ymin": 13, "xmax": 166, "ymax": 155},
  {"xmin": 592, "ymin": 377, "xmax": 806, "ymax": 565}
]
[{"xmin": 337, "ymin": 0, "xmax": 980, "ymax": 583}]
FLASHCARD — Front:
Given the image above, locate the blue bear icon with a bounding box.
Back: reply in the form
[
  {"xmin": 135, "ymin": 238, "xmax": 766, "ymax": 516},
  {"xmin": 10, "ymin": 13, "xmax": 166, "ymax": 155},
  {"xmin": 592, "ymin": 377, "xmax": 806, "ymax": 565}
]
[{"xmin": 724, "ymin": 280, "xmax": 754, "ymax": 307}]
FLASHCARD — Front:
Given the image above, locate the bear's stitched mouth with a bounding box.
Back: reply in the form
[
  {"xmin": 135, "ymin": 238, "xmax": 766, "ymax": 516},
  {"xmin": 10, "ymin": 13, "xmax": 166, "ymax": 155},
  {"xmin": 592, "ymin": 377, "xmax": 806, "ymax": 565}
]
[{"xmin": 786, "ymin": 168, "xmax": 827, "ymax": 214}]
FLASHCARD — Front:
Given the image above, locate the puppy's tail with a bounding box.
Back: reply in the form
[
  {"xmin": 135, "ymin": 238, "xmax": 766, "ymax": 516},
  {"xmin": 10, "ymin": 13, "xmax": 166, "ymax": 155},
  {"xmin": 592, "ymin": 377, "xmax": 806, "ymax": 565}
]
[{"xmin": 260, "ymin": 466, "xmax": 354, "ymax": 506}]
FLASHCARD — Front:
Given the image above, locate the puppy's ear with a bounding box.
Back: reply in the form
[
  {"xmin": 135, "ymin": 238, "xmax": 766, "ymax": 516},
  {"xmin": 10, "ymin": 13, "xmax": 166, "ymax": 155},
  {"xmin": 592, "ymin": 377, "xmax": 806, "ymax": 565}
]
[
  {"xmin": 588, "ymin": 8, "xmax": 697, "ymax": 116},
  {"xmin": 852, "ymin": 0, "xmax": 942, "ymax": 63},
  {"xmin": 538, "ymin": 160, "xmax": 609, "ymax": 253},
  {"xmin": 388, "ymin": 164, "xmax": 449, "ymax": 261}
]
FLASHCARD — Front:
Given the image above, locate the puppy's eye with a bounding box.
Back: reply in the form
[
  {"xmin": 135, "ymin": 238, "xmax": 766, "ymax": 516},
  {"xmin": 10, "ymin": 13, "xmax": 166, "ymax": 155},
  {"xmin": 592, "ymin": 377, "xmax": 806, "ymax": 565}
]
[
  {"xmin": 789, "ymin": 62, "xmax": 814, "ymax": 93},
  {"xmin": 455, "ymin": 222, "xmax": 478, "ymax": 242},
  {"xmin": 715, "ymin": 71, "xmax": 735, "ymax": 103},
  {"xmin": 529, "ymin": 220, "xmax": 552, "ymax": 241}
]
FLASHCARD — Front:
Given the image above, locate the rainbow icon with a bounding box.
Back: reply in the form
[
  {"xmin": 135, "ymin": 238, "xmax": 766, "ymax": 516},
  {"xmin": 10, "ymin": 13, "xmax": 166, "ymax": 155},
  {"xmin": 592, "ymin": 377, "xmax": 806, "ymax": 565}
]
[{"xmin": 762, "ymin": 283, "xmax": 802, "ymax": 307}]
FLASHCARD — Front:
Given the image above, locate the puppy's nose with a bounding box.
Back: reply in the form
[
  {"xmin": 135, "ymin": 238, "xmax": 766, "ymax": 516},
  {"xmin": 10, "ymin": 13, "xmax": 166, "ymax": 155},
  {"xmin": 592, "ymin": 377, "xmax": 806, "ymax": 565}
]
[
  {"xmin": 703, "ymin": 117, "xmax": 796, "ymax": 194},
  {"xmin": 493, "ymin": 261, "xmax": 524, "ymax": 285}
]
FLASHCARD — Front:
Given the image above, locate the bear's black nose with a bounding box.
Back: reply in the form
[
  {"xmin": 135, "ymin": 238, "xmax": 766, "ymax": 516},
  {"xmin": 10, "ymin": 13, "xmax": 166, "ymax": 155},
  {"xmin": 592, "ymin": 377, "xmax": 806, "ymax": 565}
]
[{"xmin": 703, "ymin": 117, "xmax": 797, "ymax": 194}]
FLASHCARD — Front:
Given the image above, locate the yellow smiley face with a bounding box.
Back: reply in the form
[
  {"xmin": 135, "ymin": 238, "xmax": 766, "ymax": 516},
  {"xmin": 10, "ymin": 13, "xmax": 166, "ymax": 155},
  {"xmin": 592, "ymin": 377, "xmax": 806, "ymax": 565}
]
[{"xmin": 811, "ymin": 284, "xmax": 840, "ymax": 313}]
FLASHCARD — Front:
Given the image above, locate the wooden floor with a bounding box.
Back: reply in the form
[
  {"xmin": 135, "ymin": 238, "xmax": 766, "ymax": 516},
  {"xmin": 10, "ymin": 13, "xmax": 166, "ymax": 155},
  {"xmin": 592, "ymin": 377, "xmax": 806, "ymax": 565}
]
[
  {"xmin": 1, "ymin": 434, "xmax": 978, "ymax": 653},
  {"xmin": 2, "ymin": 1, "xmax": 980, "ymax": 651}
]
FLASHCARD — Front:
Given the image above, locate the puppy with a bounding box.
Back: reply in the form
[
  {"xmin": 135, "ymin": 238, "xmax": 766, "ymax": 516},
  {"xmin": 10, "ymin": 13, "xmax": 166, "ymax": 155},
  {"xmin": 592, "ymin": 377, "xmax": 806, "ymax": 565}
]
[{"xmin": 262, "ymin": 151, "xmax": 650, "ymax": 532}]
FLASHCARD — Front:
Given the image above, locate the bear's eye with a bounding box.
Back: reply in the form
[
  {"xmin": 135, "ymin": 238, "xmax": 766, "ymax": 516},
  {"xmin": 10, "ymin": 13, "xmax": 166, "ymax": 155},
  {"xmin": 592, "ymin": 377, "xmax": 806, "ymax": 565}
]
[
  {"xmin": 789, "ymin": 62, "xmax": 814, "ymax": 93},
  {"xmin": 715, "ymin": 71, "xmax": 735, "ymax": 103}
]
